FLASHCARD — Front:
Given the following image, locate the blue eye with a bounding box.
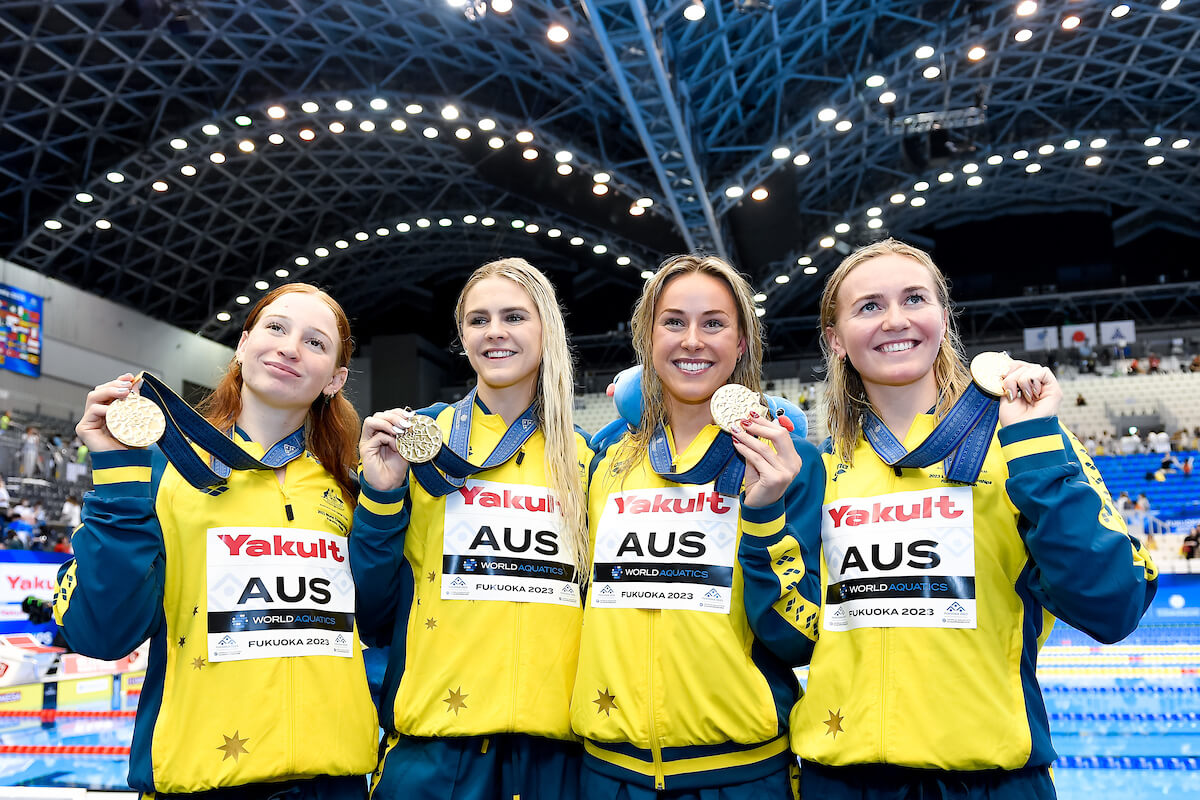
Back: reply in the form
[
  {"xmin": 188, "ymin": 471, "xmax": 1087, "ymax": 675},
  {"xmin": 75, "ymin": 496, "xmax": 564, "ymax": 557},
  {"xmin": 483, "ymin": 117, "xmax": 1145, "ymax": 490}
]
[
  {"xmin": 906, "ymin": 293, "xmax": 927, "ymax": 304},
  {"xmin": 860, "ymin": 301, "xmax": 879, "ymax": 313}
]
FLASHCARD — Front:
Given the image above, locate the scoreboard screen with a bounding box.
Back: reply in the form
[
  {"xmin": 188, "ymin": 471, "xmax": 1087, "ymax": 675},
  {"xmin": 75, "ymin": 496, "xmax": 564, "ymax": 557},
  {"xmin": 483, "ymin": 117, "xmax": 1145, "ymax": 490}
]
[{"xmin": 0, "ymin": 283, "xmax": 42, "ymax": 378}]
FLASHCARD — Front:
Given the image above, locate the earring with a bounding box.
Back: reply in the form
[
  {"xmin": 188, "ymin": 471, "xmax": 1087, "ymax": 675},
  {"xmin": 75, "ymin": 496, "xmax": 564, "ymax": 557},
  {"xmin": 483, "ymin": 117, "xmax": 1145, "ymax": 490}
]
[{"xmin": 323, "ymin": 392, "xmax": 334, "ymax": 406}]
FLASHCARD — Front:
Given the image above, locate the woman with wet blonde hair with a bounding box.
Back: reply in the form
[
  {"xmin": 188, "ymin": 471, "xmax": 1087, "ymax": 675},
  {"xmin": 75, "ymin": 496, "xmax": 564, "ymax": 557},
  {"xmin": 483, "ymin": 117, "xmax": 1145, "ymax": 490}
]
[
  {"xmin": 784, "ymin": 237, "xmax": 1157, "ymax": 799},
  {"xmin": 573, "ymin": 253, "xmax": 825, "ymax": 799},
  {"xmin": 56, "ymin": 283, "xmax": 378, "ymax": 797},
  {"xmin": 351, "ymin": 257, "xmax": 591, "ymax": 800}
]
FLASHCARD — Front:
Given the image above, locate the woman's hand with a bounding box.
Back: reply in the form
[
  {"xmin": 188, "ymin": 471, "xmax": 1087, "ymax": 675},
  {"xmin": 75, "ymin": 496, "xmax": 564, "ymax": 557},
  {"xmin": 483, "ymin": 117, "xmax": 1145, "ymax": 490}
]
[
  {"xmin": 731, "ymin": 412, "xmax": 803, "ymax": 508},
  {"xmin": 360, "ymin": 408, "xmax": 416, "ymax": 491},
  {"xmin": 999, "ymin": 360, "xmax": 1062, "ymax": 427},
  {"xmin": 75, "ymin": 374, "xmax": 137, "ymax": 453}
]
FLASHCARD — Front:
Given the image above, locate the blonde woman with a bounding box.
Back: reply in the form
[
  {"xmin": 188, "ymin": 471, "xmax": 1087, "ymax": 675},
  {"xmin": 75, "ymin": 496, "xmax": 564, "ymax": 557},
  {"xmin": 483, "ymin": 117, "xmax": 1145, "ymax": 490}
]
[
  {"xmin": 789, "ymin": 238, "xmax": 1157, "ymax": 798},
  {"xmin": 351, "ymin": 259, "xmax": 591, "ymax": 800},
  {"xmin": 572, "ymin": 254, "xmax": 825, "ymax": 799}
]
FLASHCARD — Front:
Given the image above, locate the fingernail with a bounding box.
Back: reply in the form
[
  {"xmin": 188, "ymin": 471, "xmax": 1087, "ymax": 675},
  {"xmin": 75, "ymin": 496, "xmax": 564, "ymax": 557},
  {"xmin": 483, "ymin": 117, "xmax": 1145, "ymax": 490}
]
[
  {"xmin": 392, "ymin": 423, "xmax": 410, "ymax": 434},
  {"xmin": 1006, "ymin": 389, "xmax": 1014, "ymax": 402},
  {"xmin": 749, "ymin": 411, "xmax": 760, "ymax": 418}
]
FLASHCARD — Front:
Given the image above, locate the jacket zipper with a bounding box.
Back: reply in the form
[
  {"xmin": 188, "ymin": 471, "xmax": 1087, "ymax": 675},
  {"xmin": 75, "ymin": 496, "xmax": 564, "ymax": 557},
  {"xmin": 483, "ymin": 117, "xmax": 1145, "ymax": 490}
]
[
  {"xmin": 648, "ymin": 611, "xmax": 665, "ymax": 790},
  {"xmin": 510, "ymin": 605, "xmax": 522, "ymax": 732},
  {"xmin": 281, "ymin": 480, "xmax": 296, "ymax": 773}
]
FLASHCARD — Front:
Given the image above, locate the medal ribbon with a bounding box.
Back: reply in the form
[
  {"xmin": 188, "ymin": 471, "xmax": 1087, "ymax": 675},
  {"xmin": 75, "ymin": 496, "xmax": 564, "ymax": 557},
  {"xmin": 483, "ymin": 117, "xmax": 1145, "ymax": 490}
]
[
  {"xmin": 647, "ymin": 425, "xmax": 746, "ymax": 497},
  {"xmin": 861, "ymin": 382, "xmax": 999, "ymax": 484},
  {"xmin": 134, "ymin": 372, "xmax": 306, "ymax": 491},
  {"xmin": 409, "ymin": 388, "xmax": 540, "ymax": 497}
]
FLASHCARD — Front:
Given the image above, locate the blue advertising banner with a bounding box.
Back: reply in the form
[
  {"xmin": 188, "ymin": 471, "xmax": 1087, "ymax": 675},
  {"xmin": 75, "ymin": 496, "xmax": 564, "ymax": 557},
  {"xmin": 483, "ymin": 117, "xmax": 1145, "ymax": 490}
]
[{"xmin": 0, "ymin": 283, "xmax": 43, "ymax": 378}]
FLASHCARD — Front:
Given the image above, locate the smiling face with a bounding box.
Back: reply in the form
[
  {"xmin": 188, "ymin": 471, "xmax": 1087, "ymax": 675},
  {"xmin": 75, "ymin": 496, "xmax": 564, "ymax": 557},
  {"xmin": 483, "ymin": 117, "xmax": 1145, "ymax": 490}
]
[
  {"xmin": 235, "ymin": 291, "xmax": 348, "ymax": 413},
  {"xmin": 650, "ymin": 272, "xmax": 746, "ymax": 417},
  {"xmin": 825, "ymin": 253, "xmax": 947, "ymax": 398},
  {"xmin": 460, "ymin": 276, "xmax": 543, "ymax": 402}
]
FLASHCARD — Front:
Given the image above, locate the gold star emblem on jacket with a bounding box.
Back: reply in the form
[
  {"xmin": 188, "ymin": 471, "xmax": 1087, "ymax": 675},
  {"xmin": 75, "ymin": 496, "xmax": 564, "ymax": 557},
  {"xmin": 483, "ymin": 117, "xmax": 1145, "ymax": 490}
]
[
  {"xmin": 443, "ymin": 687, "xmax": 468, "ymax": 715},
  {"xmin": 424, "ymin": 617, "xmax": 437, "ymax": 630},
  {"xmin": 823, "ymin": 708, "xmax": 845, "ymax": 738},
  {"xmin": 217, "ymin": 731, "xmax": 250, "ymax": 761},
  {"xmin": 593, "ymin": 688, "xmax": 618, "ymax": 716}
]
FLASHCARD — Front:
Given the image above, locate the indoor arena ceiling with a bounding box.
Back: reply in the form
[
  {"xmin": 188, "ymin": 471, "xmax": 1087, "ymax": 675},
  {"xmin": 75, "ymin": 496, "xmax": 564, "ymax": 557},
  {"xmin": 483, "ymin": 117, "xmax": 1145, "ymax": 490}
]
[{"xmin": 2, "ymin": 0, "xmax": 1198, "ymax": 357}]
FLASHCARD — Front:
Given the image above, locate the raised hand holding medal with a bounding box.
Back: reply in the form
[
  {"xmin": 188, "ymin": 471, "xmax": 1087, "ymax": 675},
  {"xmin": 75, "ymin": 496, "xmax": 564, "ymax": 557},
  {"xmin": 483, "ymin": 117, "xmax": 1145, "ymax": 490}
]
[
  {"xmin": 710, "ymin": 383, "xmax": 802, "ymax": 508},
  {"xmin": 359, "ymin": 406, "xmax": 443, "ymax": 491},
  {"xmin": 970, "ymin": 351, "xmax": 1061, "ymax": 427}
]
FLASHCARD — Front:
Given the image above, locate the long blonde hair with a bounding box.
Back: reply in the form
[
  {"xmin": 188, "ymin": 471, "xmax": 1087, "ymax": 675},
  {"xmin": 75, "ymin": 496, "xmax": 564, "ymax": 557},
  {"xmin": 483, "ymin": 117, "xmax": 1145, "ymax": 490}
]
[
  {"xmin": 615, "ymin": 253, "xmax": 764, "ymax": 476},
  {"xmin": 819, "ymin": 238, "xmax": 970, "ymax": 463},
  {"xmin": 198, "ymin": 283, "xmax": 360, "ymax": 509},
  {"xmin": 454, "ymin": 259, "xmax": 589, "ymax": 584}
]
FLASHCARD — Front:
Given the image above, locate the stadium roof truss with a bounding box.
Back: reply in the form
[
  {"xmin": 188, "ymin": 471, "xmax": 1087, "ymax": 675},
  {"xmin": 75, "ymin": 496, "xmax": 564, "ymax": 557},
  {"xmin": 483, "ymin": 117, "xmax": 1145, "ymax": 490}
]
[{"xmin": 2, "ymin": 0, "xmax": 1196, "ymax": 348}]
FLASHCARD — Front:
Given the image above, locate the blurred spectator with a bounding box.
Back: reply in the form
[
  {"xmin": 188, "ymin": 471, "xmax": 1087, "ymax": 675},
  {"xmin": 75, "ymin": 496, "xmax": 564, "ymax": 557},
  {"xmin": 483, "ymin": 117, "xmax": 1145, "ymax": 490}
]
[
  {"xmin": 60, "ymin": 495, "xmax": 81, "ymax": 529},
  {"xmin": 0, "ymin": 474, "xmax": 8, "ymax": 518},
  {"xmin": 1190, "ymin": 355, "xmax": 1200, "ymax": 373},
  {"xmin": 1148, "ymin": 353, "xmax": 1162, "ymax": 373},
  {"xmin": 52, "ymin": 532, "xmax": 72, "ymax": 555},
  {"xmin": 1184, "ymin": 456, "xmax": 1194, "ymax": 478},
  {"xmin": 1183, "ymin": 528, "xmax": 1199, "ymax": 560},
  {"xmin": 0, "ymin": 410, "xmax": 10, "ymax": 431},
  {"xmin": 1075, "ymin": 393, "xmax": 1087, "ymax": 406},
  {"xmin": 1161, "ymin": 454, "xmax": 1180, "ymax": 473},
  {"xmin": 18, "ymin": 426, "xmax": 40, "ymax": 477}
]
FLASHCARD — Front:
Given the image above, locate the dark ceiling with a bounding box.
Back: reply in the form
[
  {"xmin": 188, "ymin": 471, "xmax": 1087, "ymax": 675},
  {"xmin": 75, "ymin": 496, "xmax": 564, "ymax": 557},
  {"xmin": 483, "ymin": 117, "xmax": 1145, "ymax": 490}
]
[{"xmin": 3, "ymin": 0, "xmax": 1198, "ymax": 365}]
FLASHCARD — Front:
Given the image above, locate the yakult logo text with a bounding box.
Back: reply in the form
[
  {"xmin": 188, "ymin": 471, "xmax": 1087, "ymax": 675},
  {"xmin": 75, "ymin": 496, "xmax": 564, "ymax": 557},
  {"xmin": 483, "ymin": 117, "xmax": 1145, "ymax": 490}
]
[
  {"xmin": 457, "ymin": 485, "xmax": 560, "ymax": 514},
  {"xmin": 826, "ymin": 494, "xmax": 964, "ymax": 528},
  {"xmin": 218, "ymin": 533, "xmax": 344, "ymax": 562},
  {"xmin": 613, "ymin": 490, "xmax": 732, "ymax": 515}
]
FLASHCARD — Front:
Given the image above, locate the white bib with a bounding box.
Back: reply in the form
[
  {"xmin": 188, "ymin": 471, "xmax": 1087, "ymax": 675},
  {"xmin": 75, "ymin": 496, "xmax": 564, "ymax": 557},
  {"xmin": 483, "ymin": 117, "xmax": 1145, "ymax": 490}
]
[
  {"xmin": 822, "ymin": 487, "xmax": 977, "ymax": 630},
  {"xmin": 441, "ymin": 480, "xmax": 579, "ymax": 607},
  {"xmin": 591, "ymin": 484, "xmax": 738, "ymax": 614},
  {"xmin": 206, "ymin": 527, "xmax": 356, "ymax": 661}
]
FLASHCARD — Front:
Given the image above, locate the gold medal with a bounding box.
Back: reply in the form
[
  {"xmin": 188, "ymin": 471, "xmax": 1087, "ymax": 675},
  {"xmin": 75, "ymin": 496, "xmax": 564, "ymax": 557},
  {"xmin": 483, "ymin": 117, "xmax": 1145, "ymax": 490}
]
[
  {"xmin": 396, "ymin": 413, "xmax": 443, "ymax": 463},
  {"xmin": 970, "ymin": 351, "xmax": 1014, "ymax": 398},
  {"xmin": 710, "ymin": 384, "xmax": 769, "ymax": 433},
  {"xmin": 106, "ymin": 392, "xmax": 166, "ymax": 448}
]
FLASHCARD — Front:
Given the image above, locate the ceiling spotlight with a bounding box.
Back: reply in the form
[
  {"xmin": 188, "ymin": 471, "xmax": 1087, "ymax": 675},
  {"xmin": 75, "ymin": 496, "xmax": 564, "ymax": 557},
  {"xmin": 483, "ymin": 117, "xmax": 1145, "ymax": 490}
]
[
  {"xmin": 299, "ymin": 128, "xmax": 315, "ymax": 140},
  {"xmin": 555, "ymin": 150, "xmax": 574, "ymax": 163},
  {"xmin": 772, "ymin": 146, "xmax": 790, "ymax": 160},
  {"xmin": 295, "ymin": 256, "xmax": 310, "ymax": 266},
  {"xmin": 774, "ymin": 275, "xmax": 790, "ymax": 284},
  {"xmin": 1038, "ymin": 144, "xmax": 1055, "ymax": 155},
  {"xmin": 725, "ymin": 186, "xmax": 744, "ymax": 198},
  {"xmin": 359, "ymin": 120, "xmax": 376, "ymax": 132},
  {"xmin": 866, "ymin": 206, "xmax": 882, "ymax": 217},
  {"xmin": 593, "ymin": 172, "xmax": 611, "ymax": 183},
  {"xmin": 376, "ymin": 227, "xmax": 390, "ymax": 236},
  {"xmin": 152, "ymin": 180, "xmax": 168, "ymax": 192},
  {"xmin": 637, "ymin": 197, "xmax": 653, "ymax": 207},
  {"xmin": 592, "ymin": 244, "xmax": 607, "ymax": 254},
  {"xmin": 1161, "ymin": 0, "xmax": 1180, "ymax": 10},
  {"xmin": 754, "ymin": 307, "xmax": 766, "ymax": 317},
  {"xmin": 967, "ymin": 175, "xmax": 983, "ymax": 186},
  {"xmin": 798, "ymin": 256, "xmax": 812, "ymax": 266},
  {"xmin": 570, "ymin": 236, "xmax": 584, "ymax": 246},
  {"xmin": 683, "ymin": 0, "xmax": 706, "ymax": 21},
  {"xmin": 170, "ymin": 138, "xmax": 188, "ymax": 150},
  {"xmin": 106, "ymin": 171, "xmax": 125, "ymax": 183},
  {"xmin": 819, "ymin": 236, "xmax": 836, "ymax": 248},
  {"xmin": 834, "ymin": 223, "xmax": 850, "ymax": 234},
  {"xmin": 202, "ymin": 123, "xmax": 219, "ymax": 136},
  {"xmin": 488, "ymin": 137, "xmax": 503, "ymax": 149},
  {"xmin": 1025, "ymin": 163, "xmax": 1042, "ymax": 173},
  {"xmin": 557, "ymin": 164, "xmax": 573, "ymax": 175},
  {"xmin": 962, "ymin": 163, "xmax": 979, "ymax": 174},
  {"xmin": 355, "ymin": 231, "xmax": 369, "ymax": 241},
  {"xmin": 463, "ymin": 215, "xmax": 477, "ymax": 224},
  {"xmin": 1016, "ymin": 1, "xmax": 1037, "ymax": 15},
  {"xmin": 416, "ymin": 218, "xmax": 430, "ymax": 228},
  {"xmin": 792, "ymin": 152, "xmax": 811, "ymax": 166},
  {"xmin": 1172, "ymin": 138, "xmax": 1190, "ymax": 149},
  {"xmin": 405, "ymin": 103, "xmax": 423, "ymax": 114},
  {"xmin": 315, "ymin": 246, "xmax": 330, "ymax": 256},
  {"xmin": 803, "ymin": 266, "xmax": 818, "ymax": 275},
  {"xmin": 370, "ymin": 98, "xmax": 388, "ymax": 110},
  {"xmin": 1015, "ymin": 28, "xmax": 1033, "ymax": 42},
  {"xmin": 867, "ymin": 218, "xmax": 883, "ymax": 229},
  {"xmin": 923, "ymin": 66, "xmax": 941, "ymax": 79},
  {"xmin": 817, "ymin": 107, "xmax": 838, "ymax": 122},
  {"xmin": 335, "ymin": 99, "xmax": 353, "ymax": 111},
  {"xmin": 967, "ymin": 46, "xmax": 986, "ymax": 61},
  {"xmin": 890, "ymin": 193, "xmax": 906, "ymax": 204},
  {"xmin": 592, "ymin": 183, "xmax": 609, "ymax": 196},
  {"xmin": 95, "ymin": 219, "xmax": 112, "ymax": 229},
  {"xmin": 835, "ymin": 120, "xmax": 853, "ymax": 132},
  {"xmin": 1090, "ymin": 137, "xmax": 1108, "ymax": 148},
  {"xmin": 547, "ymin": 23, "xmax": 569, "ymax": 43},
  {"xmin": 753, "ymin": 292, "xmax": 767, "ymax": 302},
  {"xmin": 481, "ymin": 217, "xmax": 495, "ymax": 226},
  {"xmin": 441, "ymin": 105, "xmax": 460, "ymax": 120},
  {"xmin": 335, "ymin": 239, "xmax": 350, "ymax": 248},
  {"xmin": 914, "ymin": 180, "xmax": 930, "ymax": 191},
  {"xmin": 491, "ymin": 0, "xmax": 512, "ymax": 11},
  {"xmin": 423, "ymin": 127, "xmax": 439, "ymax": 138},
  {"xmin": 478, "ymin": 118, "xmax": 496, "ymax": 131},
  {"xmin": 275, "ymin": 269, "xmax": 290, "ymax": 278},
  {"xmin": 268, "ymin": 133, "xmax": 284, "ymax": 144},
  {"xmin": 515, "ymin": 130, "xmax": 534, "ymax": 143},
  {"xmin": 1013, "ymin": 149, "xmax": 1029, "ymax": 160},
  {"xmin": 255, "ymin": 280, "xmax": 270, "ymax": 290},
  {"xmin": 522, "ymin": 148, "xmax": 538, "ymax": 160},
  {"xmin": 910, "ymin": 196, "xmax": 927, "ymax": 207},
  {"xmin": 1063, "ymin": 139, "xmax": 1081, "ymax": 150},
  {"xmin": 865, "ymin": 74, "xmax": 886, "ymax": 88},
  {"xmin": 617, "ymin": 256, "xmax": 631, "ymax": 266},
  {"xmin": 641, "ymin": 270, "xmax": 655, "ymax": 279},
  {"xmin": 329, "ymin": 121, "xmax": 345, "ymax": 134},
  {"xmin": 879, "ymin": 91, "xmax": 897, "ymax": 104},
  {"xmin": 43, "ymin": 219, "xmax": 63, "ymax": 230},
  {"xmin": 75, "ymin": 192, "xmax": 93, "ymax": 203},
  {"xmin": 751, "ymin": 187, "xmax": 769, "ymax": 201},
  {"xmin": 455, "ymin": 127, "xmax": 470, "ymax": 139},
  {"xmin": 1085, "ymin": 155, "xmax": 1102, "ymax": 167},
  {"xmin": 239, "ymin": 139, "xmax": 255, "ymax": 152},
  {"xmin": 216, "ymin": 312, "xmax": 232, "ymax": 322},
  {"xmin": 547, "ymin": 228, "xmax": 562, "ymax": 237},
  {"xmin": 938, "ymin": 171, "xmax": 953, "ymax": 183},
  {"xmin": 1148, "ymin": 155, "xmax": 1165, "ymax": 166},
  {"xmin": 914, "ymin": 45, "xmax": 935, "ymax": 59},
  {"xmin": 1111, "ymin": 4, "xmax": 1130, "ymax": 16},
  {"xmin": 987, "ymin": 154, "xmax": 1003, "ymax": 165},
  {"xmin": 629, "ymin": 205, "xmax": 645, "ymax": 216},
  {"xmin": 236, "ymin": 296, "xmax": 250, "ymax": 305},
  {"xmin": 301, "ymin": 101, "xmax": 319, "ymax": 113},
  {"xmin": 209, "ymin": 152, "xmax": 226, "ymax": 164},
  {"xmin": 1144, "ymin": 135, "xmax": 1162, "ymax": 146},
  {"xmin": 1061, "ymin": 15, "xmax": 1080, "ymax": 30},
  {"xmin": 391, "ymin": 119, "xmax": 407, "ymax": 132}
]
